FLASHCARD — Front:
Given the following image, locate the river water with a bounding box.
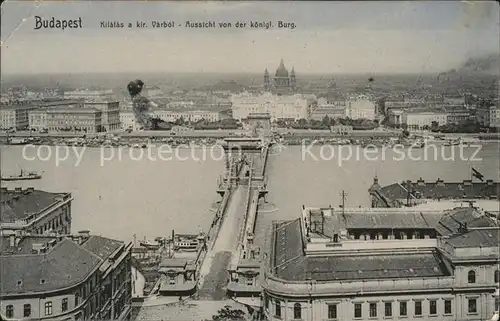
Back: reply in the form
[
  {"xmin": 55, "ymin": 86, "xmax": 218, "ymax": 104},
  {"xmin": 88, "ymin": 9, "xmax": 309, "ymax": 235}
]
[{"xmin": 1, "ymin": 143, "xmax": 499, "ymax": 243}]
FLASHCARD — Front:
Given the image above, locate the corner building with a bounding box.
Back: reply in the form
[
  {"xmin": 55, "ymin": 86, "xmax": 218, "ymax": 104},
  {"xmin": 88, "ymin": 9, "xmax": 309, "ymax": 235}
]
[
  {"xmin": 261, "ymin": 210, "xmax": 499, "ymax": 321},
  {"xmin": 0, "ymin": 233, "xmax": 133, "ymax": 321}
]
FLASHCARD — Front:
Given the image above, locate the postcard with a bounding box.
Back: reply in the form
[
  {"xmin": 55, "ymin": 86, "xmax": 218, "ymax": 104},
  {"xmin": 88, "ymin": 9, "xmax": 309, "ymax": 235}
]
[{"xmin": 0, "ymin": 1, "xmax": 499, "ymax": 321}]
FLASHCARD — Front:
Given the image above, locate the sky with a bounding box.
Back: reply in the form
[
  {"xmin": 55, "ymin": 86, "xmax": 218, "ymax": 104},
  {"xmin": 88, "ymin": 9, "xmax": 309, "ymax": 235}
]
[{"xmin": 1, "ymin": 1, "xmax": 499, "ymax": 75}]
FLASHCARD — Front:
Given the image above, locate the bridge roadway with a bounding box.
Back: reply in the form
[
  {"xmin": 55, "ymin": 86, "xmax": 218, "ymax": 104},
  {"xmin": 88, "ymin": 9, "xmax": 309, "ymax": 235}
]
[
  {"xmin": 197, "ymin": 173, "xmax": 249, "ymax": 299},
  {"xmin": 197, "ymin": 148, "xmax": 267, "ymax": 300}
]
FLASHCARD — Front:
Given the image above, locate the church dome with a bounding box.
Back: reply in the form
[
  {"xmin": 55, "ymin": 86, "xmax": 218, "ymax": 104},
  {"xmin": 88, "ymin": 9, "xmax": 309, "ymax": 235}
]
[{"xmin": 275, "ymin": 59, "xmax": 289, "ymax": 77}]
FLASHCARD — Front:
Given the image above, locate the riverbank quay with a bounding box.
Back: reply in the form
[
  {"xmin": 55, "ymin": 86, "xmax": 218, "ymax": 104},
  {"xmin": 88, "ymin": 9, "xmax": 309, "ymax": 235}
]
[{"xmin": 1, "ymin": 130, "xmax": 498, "ymax": 147}]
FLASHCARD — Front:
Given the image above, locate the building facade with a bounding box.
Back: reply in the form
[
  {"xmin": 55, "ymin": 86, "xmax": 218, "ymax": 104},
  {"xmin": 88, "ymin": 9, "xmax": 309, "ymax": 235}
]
[
  {"xmin": 345, "ymin": 96, "xmax": 376, "ymax": 120},
  {"xmin": 311, "ymin": 97, "xmax": 347, "ymax": 121},
  {"xmin": 0, "ymin": 105, "xmax": 37, "ymax": 130},
  {"xmin": 0, "ymin": 187, "xmax": 73, "ymax": 236},
  {"xmin": 261, "ymin": 208, "xmax": 499, "ymax": 321},
  {"xmin": 476, "ymin": 105, "xmax": 500, "ymax": 128},
  {"xmin": 83, "ymin": 101, "xmax": 120, "ymax": 131},
  {"xmin": 404, "ymin": 111, "xmax": 448, "ymax": 129},
  {"xmin": 231, "ymin": 92, "xmax": 313, "ymax": 121},
  {"xmin": 64, "ymin": 90, "xmax": 114, "ymax": 101},
  {"xmin": 46, "ymin": 108, "xmax": 102, "ymax": 133},
  {"xmin": 0, "ymin": 232, "xmax": 133, "ymax": 321}
]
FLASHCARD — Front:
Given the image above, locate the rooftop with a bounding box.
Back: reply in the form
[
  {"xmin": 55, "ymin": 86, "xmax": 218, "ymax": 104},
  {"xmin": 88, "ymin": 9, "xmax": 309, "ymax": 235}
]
[
  {"xmin": 435, "ymin": 207, "xmax": 498, "ymax": 236},
  {"xmin": 375, "ymin": 179, "xmax": 500, "ymax": 201},
  {"xmin": 271, "ymin": 219, "xmax": 451, "ymax": 282},
  {"xmin": 446, "ymin": 228, "xmax": 500, "ymax": 248},
  {"xmin": 309, "ymin": 207, "xmax": 497, "ymax": 237},
  {"xmin": 80, "ymin": 235, "xmax": 123, "ymax": 259},
  {"xmin": 310, "ymin": 209, "xmax": 442, "ymax": 237},
  {"xmin": 0, "ymin": 234, "xmax": 124, "ymax": 295},
  {"xmin": 0, "ymin": 188, "xmax": 69, "ymax": 223}
]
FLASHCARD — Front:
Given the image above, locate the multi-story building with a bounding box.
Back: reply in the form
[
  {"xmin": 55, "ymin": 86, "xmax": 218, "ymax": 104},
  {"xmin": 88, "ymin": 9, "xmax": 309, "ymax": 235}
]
[
  {"xmin": 28, "ymin": 109, "xmax": 49, "ymax": 132},
  {"xmin": 231, "ymin": 92, "xmax": 314, "ymax": 121},
  {"xmin": 369, "ymin": 176, "xmax": 500, "ymax": 208},
  {"xmin": 0, "ymin": 105, "xmax": 37, "ymax": 130},
  {"xmin": 446, "ymin": 108, "xmax": 472, "ymax": 124},
  {"xmin": 27, "ymin": 100, "xmax": 92, "ymax": 131},
  {"xmin": 64, "ymin": 90, "xmax": 114, "ymax": 101},
  {"xmin": 0, "ymin": 187, "xmax": 73, "ymax": 236},
  {"xmin": 155, "ymin": 109, "xmax": 226, "ymax": 123},
  {"xmin": 0, "ymin": 232, "xmax": 132, "ymax": 321},
  {"xmin": 261, "ymin": 207, "xmax": 499, "ymax": 321},
  {"xmin": 83, "ymin": 101, "xmax": 120, "ymax": 132},
  {"xmin": 404, "ymin": 109, "xmax": 448, "ymax": 129},
  {"xmin": 443, "ymin": 94, "xmax": 466, "ymax": 106},
  {"xmin": 311, "ymin": 97, "xmax": 346, "ymax": 121},
  {"xmin": 46, "ymin": 108, "xmax": 102, "ymax": 133},
  {"xmin": 476, "ymin": 104, "xmax": 500, "ymax": 128},
  {"xmin": 345, "ymin": 95, "xmax": 376, "ymax": 120},
  {"xmin": 119, "ymin": 111, "xmax": 137, "ymax": 130}
]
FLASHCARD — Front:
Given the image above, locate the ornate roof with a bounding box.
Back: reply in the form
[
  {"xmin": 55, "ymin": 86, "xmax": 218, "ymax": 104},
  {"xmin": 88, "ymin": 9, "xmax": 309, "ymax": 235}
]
[{"xmin": 275, "ymin": 59, "xmax": 289, "ymax": 78}]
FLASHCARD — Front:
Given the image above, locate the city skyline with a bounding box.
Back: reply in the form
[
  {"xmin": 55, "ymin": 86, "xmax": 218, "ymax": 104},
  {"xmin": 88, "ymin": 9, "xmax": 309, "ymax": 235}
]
[{"xmin": 1, "ymin": 1, "xmax": 499, "ymax": 75}]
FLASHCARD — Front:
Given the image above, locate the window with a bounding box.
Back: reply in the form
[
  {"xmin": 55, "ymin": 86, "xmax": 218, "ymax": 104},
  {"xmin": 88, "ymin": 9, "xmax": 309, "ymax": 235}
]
[
  {"xmin": 45, "ymin": 302, "xmax": 53, "ymax": 316},
  {"xmin": 468, "ymin": 298, "xmax": 477, "ymax": 313},
  {"xmin": 400, "ymin": 301, "xmax": 407, "ymax": 316},
  {"xmin": 62, "ymin": 298, "xmax": 68, "ymax": 312},
  {"xmin": 327, "ymin": 304, "xmax": 337, "ymax": 319},
  {"xmin": 169, "ymin": 275, "xmax": 176, "ymax": 285},
  {"xmin": 369, "ymin": 303, "xmax": 377, "ymax": 317},
  {"xmin": 293, "ymin": 303, "xmax": 301, "ymax": 319},
  {"xmin": 444, "ymin": 300, "xmax": 452, "ymax": 315},
  {"xmin": 6, "ymin": 305, "xmax": 14, "ymax": 318},
  {"xmin": 384, "ymin": 302, "xmax": 392, "ymax": 317},
  {"xmin": 75, "ymin": 292, "xmax": 80, "ymax": 306},
  {"xmin": 264, "ymin": 295, "xmax": 269, "ymax": 310},
  {"xmin": 495, "ymin": 270, "xmax": 500, "ymax": 284},
  {"xmin": 429, "ymin": 300, "xmax": 437, "ymax": 315},
  {"xmin": 24, "ymin": 304, "xmax": 31, "ymax": 317},
  {"xmin": 414, "ymin": 301, "xmax": 422, "ymax": 316},
  {"xmin": 247, "ymin": 277, "xmax": 253, "ymax": 286},
  {"xmin": 275, "ymin": 301, "xmax": 281, "ymax": 318},
  {"xmin": 354, "ymin": 303, "xmax": 362, "ymax": 318},
  {"xmin": 468, "ymin": 270, "xmax": 476, "ymax": 283}
]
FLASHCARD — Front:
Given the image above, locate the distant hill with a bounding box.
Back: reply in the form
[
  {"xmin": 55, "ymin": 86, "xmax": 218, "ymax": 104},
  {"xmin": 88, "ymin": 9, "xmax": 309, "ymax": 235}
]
[
  {"xmin": 204, "ymin": 80, "xmax": 245, "ymax": 92},
  {"xmin": 440, "ymin": 53, "xmax": 500, "ymax": 77}
]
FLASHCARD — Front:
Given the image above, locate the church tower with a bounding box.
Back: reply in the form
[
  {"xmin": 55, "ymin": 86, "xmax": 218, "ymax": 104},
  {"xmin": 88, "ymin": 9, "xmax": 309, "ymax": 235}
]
[
  {"xmin": 274, "ymin": 59, "xmax": 290, "ymax": 91},
  {"xmin": 264, "ymin": 68, "xmax": 270, "ymax": 91},
  {"xmin": 290, "ymin": 67, "xmax": 296, "ymax": 91}
]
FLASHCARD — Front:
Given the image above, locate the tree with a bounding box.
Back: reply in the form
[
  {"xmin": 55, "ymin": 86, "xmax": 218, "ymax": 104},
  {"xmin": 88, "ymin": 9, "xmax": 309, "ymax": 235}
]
[
  {"xmin": 431, "ymin": 121, "xmax": 439, "ymax": 132},
  {"xmin": 209, "ymin": 305, "xmax": 246, "ymax": 321},
  {"xmin": 322, "ymin": 116, "xmax": 331, "ymax": 127},
  {"xmin": 175, "ymin": 117, "xmax": 185, "ymax": 126}
]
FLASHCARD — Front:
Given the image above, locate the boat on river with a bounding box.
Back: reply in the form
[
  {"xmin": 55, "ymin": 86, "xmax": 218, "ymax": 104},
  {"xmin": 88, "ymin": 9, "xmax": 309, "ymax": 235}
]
[{"xmin": 1, "ymin": 169, "xmax": 42, "ymax": 181}]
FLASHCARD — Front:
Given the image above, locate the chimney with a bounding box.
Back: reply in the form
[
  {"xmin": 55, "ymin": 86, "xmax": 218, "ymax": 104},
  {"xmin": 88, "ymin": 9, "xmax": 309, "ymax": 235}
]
[
  {"xmin": 417, "ymin": 177, "xmax": 425, "ymax": 186},
  {"xmin": 436, "ymin": 178, "xmax": 445, "ymax": 187},
  {"xmin": 486, "ymin": 179, "xmax": 494, "ymax": 186}
]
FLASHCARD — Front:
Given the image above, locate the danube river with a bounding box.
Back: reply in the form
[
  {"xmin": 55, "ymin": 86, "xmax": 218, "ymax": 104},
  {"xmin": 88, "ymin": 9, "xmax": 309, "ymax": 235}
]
[{"xmin": 1, "ymin": 143, "xmax": 499, "ymax": 243}]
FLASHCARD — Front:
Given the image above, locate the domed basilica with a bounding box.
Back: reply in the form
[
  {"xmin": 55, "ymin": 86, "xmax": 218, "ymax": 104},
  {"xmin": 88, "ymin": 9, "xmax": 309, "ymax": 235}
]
[{"xmin": 264, "ymin": 59, "xmax": 297, "ymax": 94}]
